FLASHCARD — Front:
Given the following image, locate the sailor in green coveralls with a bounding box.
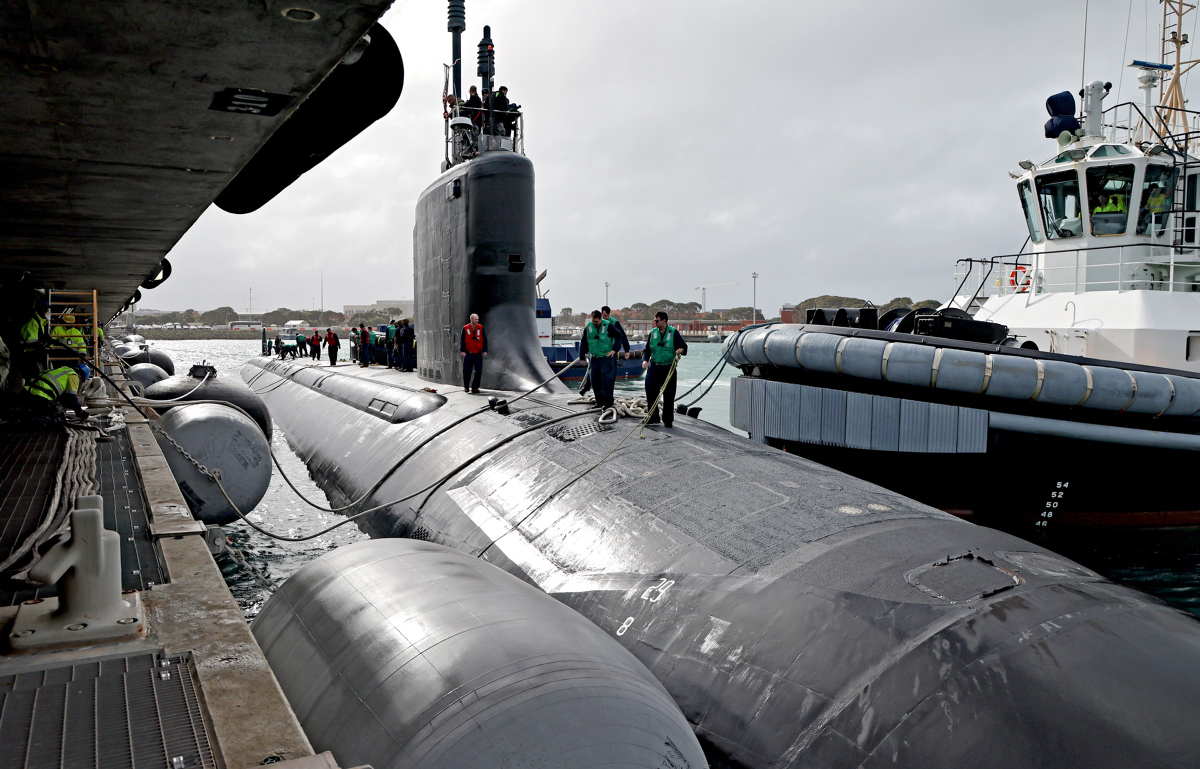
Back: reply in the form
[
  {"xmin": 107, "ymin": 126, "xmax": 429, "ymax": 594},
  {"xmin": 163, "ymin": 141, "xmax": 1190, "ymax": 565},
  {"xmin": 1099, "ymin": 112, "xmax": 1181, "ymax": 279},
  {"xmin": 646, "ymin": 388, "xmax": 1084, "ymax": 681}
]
[
  {"xmin": 642, "ymin": 311, "xmax": 688, "ymax": 426},
  {"xmin": 580, "ymin": 310, "xmax": 619, "ymax": 412}
]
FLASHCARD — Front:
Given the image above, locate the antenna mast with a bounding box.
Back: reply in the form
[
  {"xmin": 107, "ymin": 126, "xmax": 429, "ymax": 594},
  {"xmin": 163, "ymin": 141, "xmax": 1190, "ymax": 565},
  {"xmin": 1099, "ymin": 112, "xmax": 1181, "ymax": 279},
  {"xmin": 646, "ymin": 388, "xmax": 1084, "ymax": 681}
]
[{"xmin": 448, "ymin": 0, "xmax": 465, "ymax": 99}]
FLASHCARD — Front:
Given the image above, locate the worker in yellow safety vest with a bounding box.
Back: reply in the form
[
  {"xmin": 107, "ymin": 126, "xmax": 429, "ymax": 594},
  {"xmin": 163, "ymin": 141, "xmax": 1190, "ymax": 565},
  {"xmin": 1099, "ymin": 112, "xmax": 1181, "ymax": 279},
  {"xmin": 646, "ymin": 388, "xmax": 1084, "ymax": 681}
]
[
  {"xmin": 24, "ymin": 365, "xmax": 89, "ymax": 420},
  {"xmin": 1145, "ymin": 184, "xmax": 1170, "ymax": 213},
  {"xmin": 50, "ymin": 313, "xmax": 87, "ymax": 357},
  {"xmin": 16, "ymin": 295, "xmax": 50, "ymax": 380}
]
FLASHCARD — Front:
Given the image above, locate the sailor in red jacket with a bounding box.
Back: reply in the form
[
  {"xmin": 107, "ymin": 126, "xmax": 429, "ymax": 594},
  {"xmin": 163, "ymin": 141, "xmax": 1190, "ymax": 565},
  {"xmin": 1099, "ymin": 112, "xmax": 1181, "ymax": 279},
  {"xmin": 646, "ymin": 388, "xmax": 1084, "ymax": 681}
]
[{"xmin": 459, "ymin": 314, "xmax": 488, "ymax": 393}]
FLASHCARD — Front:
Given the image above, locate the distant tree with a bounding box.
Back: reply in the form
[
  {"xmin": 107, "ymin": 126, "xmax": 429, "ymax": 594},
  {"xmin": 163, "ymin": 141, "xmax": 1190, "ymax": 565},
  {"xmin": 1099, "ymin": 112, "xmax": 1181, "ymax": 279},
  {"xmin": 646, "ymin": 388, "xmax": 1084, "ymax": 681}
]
[
  {"xmin": 720, "ymin": 306, "xmax": 758, "ymax": 321},
  {"xmin": 315, "ymin": 310, "xmax": 348, "ymax": 327},
  {"xmin": 627, "ymin": 302, "xmax": 650, "ymax": 318},
  {"xmin": 200, "ymin": 306, "xmax": 239, "ymax": 326},
  {"xmin": 260, "ymin": 307, "xmax": 308, "ymax": 326},
  {"xmin": 557, "ymin": 307, "xmax": 574, "ymax": 320}
]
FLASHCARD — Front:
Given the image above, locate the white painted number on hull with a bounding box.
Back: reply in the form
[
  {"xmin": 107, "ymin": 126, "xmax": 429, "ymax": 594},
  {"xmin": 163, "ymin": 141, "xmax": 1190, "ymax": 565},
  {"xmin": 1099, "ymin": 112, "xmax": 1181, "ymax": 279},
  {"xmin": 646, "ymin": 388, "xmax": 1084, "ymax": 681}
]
[{"xmin": 641, "ymin": 578, "xmax": 674, "ymax": 603}]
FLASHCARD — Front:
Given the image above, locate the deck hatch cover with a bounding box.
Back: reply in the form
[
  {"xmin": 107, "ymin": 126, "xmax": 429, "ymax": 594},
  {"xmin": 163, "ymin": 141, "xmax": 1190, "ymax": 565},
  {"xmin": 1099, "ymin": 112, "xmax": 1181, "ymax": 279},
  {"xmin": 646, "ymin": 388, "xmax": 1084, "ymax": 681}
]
[{"xmin": 0, "ymin": 651, "xmax": 216, "ymax": 769}]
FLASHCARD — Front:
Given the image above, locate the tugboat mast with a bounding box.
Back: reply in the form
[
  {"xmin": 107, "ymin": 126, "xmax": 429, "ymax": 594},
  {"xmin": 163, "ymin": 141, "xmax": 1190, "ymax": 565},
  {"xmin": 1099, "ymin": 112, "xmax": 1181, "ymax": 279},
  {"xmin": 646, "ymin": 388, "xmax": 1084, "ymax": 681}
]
[{"xmin": 1158, "ymin": 0, "xmax": 1199, "ymax": 135}]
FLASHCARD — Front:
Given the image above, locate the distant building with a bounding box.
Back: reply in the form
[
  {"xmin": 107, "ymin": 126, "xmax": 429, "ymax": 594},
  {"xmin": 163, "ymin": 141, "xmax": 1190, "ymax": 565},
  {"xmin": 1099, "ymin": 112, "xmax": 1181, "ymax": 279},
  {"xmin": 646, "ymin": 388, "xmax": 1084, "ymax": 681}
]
[
  {"xmin": 780, "ymin": 303, "xmax": 796, "ymax": 323},
  {"xmin": 344, "ymin": 299, "xmax": 414, "ymax": 317}
]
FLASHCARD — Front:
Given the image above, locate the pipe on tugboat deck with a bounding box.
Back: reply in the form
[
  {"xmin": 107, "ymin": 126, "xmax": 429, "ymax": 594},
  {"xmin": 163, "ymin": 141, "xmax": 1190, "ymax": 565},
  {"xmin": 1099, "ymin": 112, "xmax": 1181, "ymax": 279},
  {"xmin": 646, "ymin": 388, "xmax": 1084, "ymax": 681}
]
[{"xmin": 989, "ymin": 410, "xmax": 1200, "ymax": 451}]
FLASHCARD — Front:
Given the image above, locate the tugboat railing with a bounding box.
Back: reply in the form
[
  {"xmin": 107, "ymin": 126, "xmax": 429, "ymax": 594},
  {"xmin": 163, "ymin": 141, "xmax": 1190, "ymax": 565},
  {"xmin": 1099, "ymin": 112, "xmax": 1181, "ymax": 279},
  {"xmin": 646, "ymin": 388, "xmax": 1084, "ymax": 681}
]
[{"xmin": 953, "ymin": 241, "xmax": 1200, "ymax": 303}]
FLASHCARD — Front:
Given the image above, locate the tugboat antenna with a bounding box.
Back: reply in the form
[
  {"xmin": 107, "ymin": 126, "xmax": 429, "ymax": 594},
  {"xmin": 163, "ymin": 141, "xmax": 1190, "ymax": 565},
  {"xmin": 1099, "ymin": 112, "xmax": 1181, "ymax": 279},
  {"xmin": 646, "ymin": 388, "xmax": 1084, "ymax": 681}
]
[{"xmin": 448, "ymin": 0, "xmax": 466, "ymax": 99}]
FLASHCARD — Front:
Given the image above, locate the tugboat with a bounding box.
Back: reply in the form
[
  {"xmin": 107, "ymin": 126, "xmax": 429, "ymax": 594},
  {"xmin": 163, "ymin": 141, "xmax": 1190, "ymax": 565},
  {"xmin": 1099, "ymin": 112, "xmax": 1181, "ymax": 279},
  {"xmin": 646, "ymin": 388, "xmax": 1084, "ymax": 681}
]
[
  {"xmin": 954, "ymin": 4, "xmax": 1200, "ymax": 368},
  {"xmin": 726, "ymin": 6, "xmax": 1200, "ymax": 526}
]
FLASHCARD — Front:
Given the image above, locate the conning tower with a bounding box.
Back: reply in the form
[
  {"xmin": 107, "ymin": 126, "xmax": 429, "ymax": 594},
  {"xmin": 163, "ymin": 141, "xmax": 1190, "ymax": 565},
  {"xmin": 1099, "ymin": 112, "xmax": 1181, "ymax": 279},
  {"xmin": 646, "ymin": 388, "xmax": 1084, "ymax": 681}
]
[{"xmin": 414, "ymin": 6, "xmax": 556, "ymax": 392}]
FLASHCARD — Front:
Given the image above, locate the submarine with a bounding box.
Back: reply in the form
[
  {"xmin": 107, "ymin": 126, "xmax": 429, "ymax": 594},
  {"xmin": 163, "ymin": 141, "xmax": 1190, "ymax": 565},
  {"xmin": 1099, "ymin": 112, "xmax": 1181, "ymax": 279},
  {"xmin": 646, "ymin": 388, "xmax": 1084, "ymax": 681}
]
[{"xmin": 239, "ymin": 5, "xmax": 1200, "ymax": 768}]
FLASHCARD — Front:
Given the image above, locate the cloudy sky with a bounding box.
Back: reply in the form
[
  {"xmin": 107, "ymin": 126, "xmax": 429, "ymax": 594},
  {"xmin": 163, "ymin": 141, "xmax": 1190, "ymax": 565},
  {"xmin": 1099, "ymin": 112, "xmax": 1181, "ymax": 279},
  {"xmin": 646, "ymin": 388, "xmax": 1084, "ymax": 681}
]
[{"xmin": 150, "ymin": 0, "xmax": 1172, "ymax": 317}]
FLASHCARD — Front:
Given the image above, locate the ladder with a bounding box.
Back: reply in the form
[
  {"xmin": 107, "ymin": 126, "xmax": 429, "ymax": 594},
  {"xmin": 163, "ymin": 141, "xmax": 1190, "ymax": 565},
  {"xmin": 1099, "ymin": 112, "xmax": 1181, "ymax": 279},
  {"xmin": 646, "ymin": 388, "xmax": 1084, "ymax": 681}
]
[{"xmin": 46, "ymin": 290, "xmax": 99, "ymax": 369}]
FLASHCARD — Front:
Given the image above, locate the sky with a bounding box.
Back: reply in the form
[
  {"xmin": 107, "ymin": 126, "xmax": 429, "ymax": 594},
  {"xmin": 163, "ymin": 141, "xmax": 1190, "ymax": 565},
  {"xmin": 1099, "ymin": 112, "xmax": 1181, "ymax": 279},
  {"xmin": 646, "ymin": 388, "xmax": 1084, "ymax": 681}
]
[{"xmin": 148, "ymin": 0, "xmax": 1177, "ymax": 318}]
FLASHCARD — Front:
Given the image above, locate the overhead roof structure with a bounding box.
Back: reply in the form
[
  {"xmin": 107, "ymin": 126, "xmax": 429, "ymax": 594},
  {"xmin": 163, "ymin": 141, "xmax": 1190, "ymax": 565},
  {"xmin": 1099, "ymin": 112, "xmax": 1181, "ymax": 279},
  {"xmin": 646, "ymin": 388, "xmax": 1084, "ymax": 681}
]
[{"xmin": 0, "ymin": 0, "xmax": 394, "ymax": 319}]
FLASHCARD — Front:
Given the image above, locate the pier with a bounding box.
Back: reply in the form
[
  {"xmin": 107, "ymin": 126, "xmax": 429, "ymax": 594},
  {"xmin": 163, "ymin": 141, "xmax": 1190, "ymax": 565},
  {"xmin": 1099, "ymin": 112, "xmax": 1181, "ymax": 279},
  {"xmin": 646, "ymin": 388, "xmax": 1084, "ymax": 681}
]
[{"xmin": 0, "ymin": 360, "xmax": 319, "ymax": 768}]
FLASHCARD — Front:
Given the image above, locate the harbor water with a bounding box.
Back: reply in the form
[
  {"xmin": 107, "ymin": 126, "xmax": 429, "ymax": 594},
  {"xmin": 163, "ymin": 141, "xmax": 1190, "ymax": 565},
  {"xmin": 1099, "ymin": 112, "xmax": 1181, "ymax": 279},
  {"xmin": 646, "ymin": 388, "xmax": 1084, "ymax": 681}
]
[{"xmin": 146, "ymin": 338, "xmax": 1199, "ymax": 620}]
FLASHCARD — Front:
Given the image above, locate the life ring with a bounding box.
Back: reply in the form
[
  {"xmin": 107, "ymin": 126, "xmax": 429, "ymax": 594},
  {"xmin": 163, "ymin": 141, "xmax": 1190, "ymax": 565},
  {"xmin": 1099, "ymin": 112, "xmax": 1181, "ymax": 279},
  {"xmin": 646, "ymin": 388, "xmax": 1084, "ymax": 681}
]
[{"xmin": 1009, "ymin": 265, "xmax": 1031, "ymax": 292}]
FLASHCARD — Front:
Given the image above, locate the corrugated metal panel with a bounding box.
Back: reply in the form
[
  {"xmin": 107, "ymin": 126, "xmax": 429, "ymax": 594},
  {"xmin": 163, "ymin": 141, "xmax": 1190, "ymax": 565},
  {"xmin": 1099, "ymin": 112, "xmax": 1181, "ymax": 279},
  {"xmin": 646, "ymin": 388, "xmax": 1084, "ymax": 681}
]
[
  {"xmin": 769, "ymin": 380, "xmax": 802, "ymax": 441},
  {"xmin": 820, "ymin": 388, "xmax": 847, "ymax": 446},
  {"xmin": 729, "ymin": 377, "xmax": 750, "ymax": 431},
  {"xmin": 928, "ymin": 403, "xmax": 959, "ymax": 453},
  {"xmin": 730, "ymin": 378, "xmax": 993, "ymax": 454},
  {"xmin": 959, "ymin": 407, "xmax": 989, "ymax": 453},
  {"xmin": 898, "ymin": 400, "xmax": 929, "ymax": 452},
  {"xmin": 750, "ymin": 378, "xmax": 767, "ymax": 442},
  {"xmin": 871, "ymin": 395, "xmax": 901, "ymax": 451},
  {"xmin": 799, "ymin": 385, "xmax": 822, "ymax": 444},
  {"xmin": 845, "ymin": 392, "xmax": 874, "ymax": 449},
  {"xmin": 762, "ymin": 380, "xmax": 783, "ymax": 440}
]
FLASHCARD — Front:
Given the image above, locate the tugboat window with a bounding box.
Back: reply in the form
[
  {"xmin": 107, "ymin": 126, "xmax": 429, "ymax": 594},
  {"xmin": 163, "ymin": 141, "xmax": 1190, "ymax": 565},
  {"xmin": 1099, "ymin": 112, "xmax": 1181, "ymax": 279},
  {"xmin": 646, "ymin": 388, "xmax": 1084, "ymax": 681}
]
[
  {"xmin": 1136, "ymin": 164, "xmax": 1177, "ymax": 236},
  {"xmin": 1089, "ymin": 145, "xmax": 1132, "ymax": 157},
  {"xmin": 1018, "ymin": 180, "xmax": 1044, "ymax": 243},
  {"xmin": 1035, "ymin": 171, "xmax": 1083, "ymax": 238},
  {"xmin": 1085, "ymin": 164, "xmax": 1135, "ymax": 235}
]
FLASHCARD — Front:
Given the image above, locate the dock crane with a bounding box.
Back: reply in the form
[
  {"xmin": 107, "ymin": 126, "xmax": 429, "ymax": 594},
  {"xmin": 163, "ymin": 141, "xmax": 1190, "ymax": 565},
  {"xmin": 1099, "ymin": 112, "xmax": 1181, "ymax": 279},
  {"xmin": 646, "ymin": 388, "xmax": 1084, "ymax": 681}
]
[{"xmin": 694, "ymin": 282, "xmax": 738, "ymax": 313}]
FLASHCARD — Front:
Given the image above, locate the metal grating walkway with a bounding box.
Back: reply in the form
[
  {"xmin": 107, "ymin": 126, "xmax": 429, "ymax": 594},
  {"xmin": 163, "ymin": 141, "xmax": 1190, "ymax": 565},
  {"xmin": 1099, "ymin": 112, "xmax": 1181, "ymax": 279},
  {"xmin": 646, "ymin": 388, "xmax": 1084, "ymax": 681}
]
[
  {"xmin": 2, "ymin": 426, "xmax": 166, "ymax": 606},
  {"xmin": 0, "ymin": 425, "xmax": 66, "ymax": 578},
  {"xmin": 0, "ymin": 651, "xmax": 216, "ymax": 769}
]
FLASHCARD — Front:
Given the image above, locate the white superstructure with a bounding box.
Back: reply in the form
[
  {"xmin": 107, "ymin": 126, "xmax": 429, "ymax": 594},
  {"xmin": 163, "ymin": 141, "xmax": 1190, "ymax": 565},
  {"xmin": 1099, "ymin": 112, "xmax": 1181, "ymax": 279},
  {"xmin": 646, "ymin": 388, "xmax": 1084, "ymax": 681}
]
[{"xmin": 953, "ymin": 5, "xmax": 1200, "ymax": 371}]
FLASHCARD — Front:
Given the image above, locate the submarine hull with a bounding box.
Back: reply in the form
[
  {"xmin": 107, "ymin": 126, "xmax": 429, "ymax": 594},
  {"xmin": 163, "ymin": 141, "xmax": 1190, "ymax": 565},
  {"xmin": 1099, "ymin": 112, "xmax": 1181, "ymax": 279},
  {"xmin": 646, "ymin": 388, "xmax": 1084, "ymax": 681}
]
[{"xmin": 243, "ymin": 358, "xmax": 1200, "ymax": 768}]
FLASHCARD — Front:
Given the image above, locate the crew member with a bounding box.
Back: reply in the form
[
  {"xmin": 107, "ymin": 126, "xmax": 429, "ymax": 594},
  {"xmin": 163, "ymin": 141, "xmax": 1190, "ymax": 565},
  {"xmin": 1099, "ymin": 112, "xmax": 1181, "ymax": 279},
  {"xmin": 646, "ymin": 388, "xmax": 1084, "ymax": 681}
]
[
  {"xmin": 581, "ymin": 310, "xmax": 618, "ymax": 412},
  {"xmin": 494, "ymin": 85, "xmax": 514, "ymax": 135},
  {"xmin": 580, "ymin": 306, "xmax": 630, "ymax": 396},
  {"xmin": 400, "ymin": 319, "xmax": 416, "ymax": 371},
  {"xmin": 387, "ymin": 319, "xmax": 398, "ymax": 368},
  {"xmin": 459, "ymin": 313, "xmax": 487, "ymax": 393},
  {"xmin": 24, "ymin": 364, "xmax": 89, "ymax": 420},
  {"xmin": 1146, "ymin": 183, "xmax": 1169, "ymax": 212},
  {"xmin": 359, "ymin": 323, "xmax": 372, "ymax": 367},
  {"xmin": 642, "ymin": 311, "xmax": 688, "ymax": 427},
  {"xmin": 273, "ymin": 334, "xmax": 282, "ymax": 357},
  {"xmin": 464, "ymin": 85, "xmax": 483, "ymax": 127},
  {"xmin": 601, "ymin": 306, "xmax": 632, "ymax": 359},
  {"xmin": 17, "ymin": 297, "xmax": 49, "ymax": 379},
  {"xmin": 50, "ymin": 312, "xmax": 87, "ymax": 359},
  {"xmin": 325, "ymin": 328, "xmax": 340, "ymax": 366}
]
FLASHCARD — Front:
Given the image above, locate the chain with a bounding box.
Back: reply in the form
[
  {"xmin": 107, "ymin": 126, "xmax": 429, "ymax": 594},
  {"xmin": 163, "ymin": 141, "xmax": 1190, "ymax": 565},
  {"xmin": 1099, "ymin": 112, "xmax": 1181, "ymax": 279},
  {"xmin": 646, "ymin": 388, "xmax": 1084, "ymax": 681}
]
[
  {"xmin": 153, "ymin": 423, "xmax": 222, "ymax": 481},
  {"xmin": 153, "ymin": 425, "xmax": 272, "ymax": 589},
  {"xmin": 220, "ymin": 538, "xmax": 276, "ymax": 591}
]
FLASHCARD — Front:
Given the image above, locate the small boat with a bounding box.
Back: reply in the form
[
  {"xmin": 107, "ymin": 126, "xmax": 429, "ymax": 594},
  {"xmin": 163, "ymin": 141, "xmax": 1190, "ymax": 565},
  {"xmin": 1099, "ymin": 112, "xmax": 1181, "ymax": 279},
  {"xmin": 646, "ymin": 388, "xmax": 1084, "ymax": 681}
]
[{"xmin": 537, "ymin": 296, "xmax": 644, "ymax": 380}]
